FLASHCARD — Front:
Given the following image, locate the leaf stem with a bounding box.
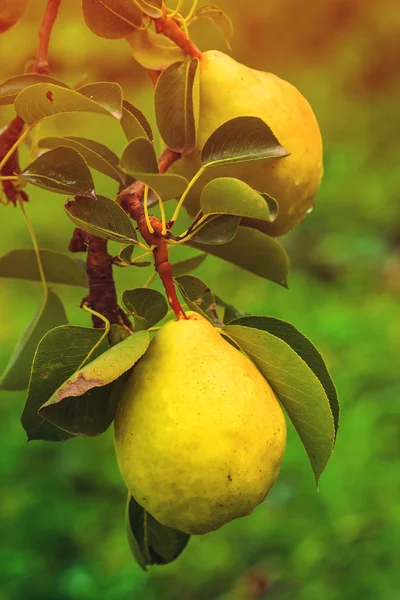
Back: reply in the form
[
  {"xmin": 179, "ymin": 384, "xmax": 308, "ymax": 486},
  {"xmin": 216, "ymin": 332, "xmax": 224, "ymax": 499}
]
[
  {"xmin": 143, "ymin": 272, "xmax": 157, "ymax": 289},
  {"xmin": 143, "ymin": 185, "xmax": 154, "ymax": 234},
  {"xmin": 184, "ymin": 0, "xmax": 199, "ymax": 23},
  {"xmin": 170, "ymin": 166, "xmax": 206, "ymax": 225},
  {"xmin": 18, "ymin": 198, "xmax": 48, "ymax": 299},
  {"xmin": 82, "ymin": 302, "xmax": 111, "ymax": 334},
  {"xmin": 167, "ymin": 0, "xmax": 183, "ymax": 18}
]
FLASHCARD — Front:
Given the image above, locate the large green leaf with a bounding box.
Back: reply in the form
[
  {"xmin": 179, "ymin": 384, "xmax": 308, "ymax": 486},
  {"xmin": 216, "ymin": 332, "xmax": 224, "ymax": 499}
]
[
  {"xmin": 21, "ymin": 325, "xmax": 108, "ymax": 441},
  {"xmin": 224, "ymin": 324, "xmax": 336, "ymax": 483},
  {"xmin": 120, "ymin": 137, "xmax": 188, "ymax": 199},
  {"xmin": 82, "ymin": 0, "xmax": 143, "ymax": 38},
  {"xmin": 229, "ymin": 316, "xmax": 340, "ymax": 436},
  {"xmin": 127, "ymin": 27, "xmax": 185, "ymax": 71},
  {"xmin": 133, "ymin": 0, "xmax": 163, "ymax": 18},
  {"xmin": 65, "ymin": 195, "xmax": 138, "ymax": 245},
  {"xmin": 120, "ymin": 137, "xmax": 158, "ymax": 173},
  {"xmin": 0, "ymin": 74, "xmax": 69, "ymax": 105},
  {"xmin": 155, "ymin": 58, "xmax": 200, "ymax": 153},
  {"xmin": 189, "ymin": 214, "xmax": 241, "ymax": 245},
  {"xmin": 21, "ymin": 147, "xmax": 95, "ymax": 196},
  {"xmin": 200, "ymin": 177, "xmax": 274, "ymax": 222},
  {"xmin": 0, "ymin": 249, "xmax": 87, "ymax": 286},
  {"xmin": 175, "ymin": 275, "xmax": 219, "ymax": 324},
  {"xmin": 188, "ymin": 226, "xmax": 289, "ymax": 286},
  {"xmin": 39, "ymin": 137, "xmax": 123, "ymax": 183},
  {"xmin": 14, "ymin": 82, "xmax": 123, "ymax": 124},
  {"xmin": 122, "ymin": 289, "xmax": 168, "ymax": 330},
  {"xmin": 201, "ymin": 116, "xmax": 289, "ymax": 168},
  {"xmin": 171, "ymin": 253, "xmax": 207, "ymax": 277},
  {"xmin": 121, "ymin": 99, "xmax": 153, "ymax": 141},
  {"xmin": 39, "ymin": 331, "xmax": 150, "ymax": 433},
  {"xmin": 0, "ymin": 291, "xmax": 67, "ymax": 391},
  {"xmin": 126, "ymin": 494, "xmax": 190, "ymax": 570}
]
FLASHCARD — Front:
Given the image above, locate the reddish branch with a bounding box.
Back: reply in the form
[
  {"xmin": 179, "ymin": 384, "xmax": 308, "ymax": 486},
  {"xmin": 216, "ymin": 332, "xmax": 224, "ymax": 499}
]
[
  {"xmin": 153, "ymin": 11, "xmax": 202, "ymax": 59},
  {"xmin": 0, "ymin": 116, "xmax": 27, "ymax": 205},
  {"xmin": 34, "ymin": 0, "xmax": 62, "ymax": 75},
  {"xmin": 69, "ymin": 230, "xmax": 132, "ymax": 330},
  {"xmin": 0, "ymin": 0, "xmax": 62, "ymax": 204},
  {"xmin": 117, "ymin": 149, "xmax": 186, "ymax": 320}
]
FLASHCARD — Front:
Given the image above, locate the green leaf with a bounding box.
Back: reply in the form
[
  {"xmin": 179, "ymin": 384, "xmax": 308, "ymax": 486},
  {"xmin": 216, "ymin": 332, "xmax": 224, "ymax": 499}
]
[
  {"xmin": 39, "ymin": 330, "xmax": 150, "ymax": 433},
  {"xmin": 82, "ymin": 0, "xmax": 143, "ymax": 38},
  {"xmin": 171, "ymin": 253, "xmax": 207, "ymax": 277},
  {"xmin": 126, "ymin": 494, "xmax": 189, "ymax": 569},
  {"xmin": 0, "ymin": 249, "xmax": 87, "ymax": 286},
  {"xmin": 201, "ymin": 116, "xmax": 289, "ymax": 168},
  {"xmin": 128, "ymin": 26, "xmax": 185, "ymax": 71},
  {"xmin": 188, "ymin": 225, "xmax": 289, "ymax": 286},
  {"xmin": 120, "ymin": 137, "xmax": 158, "ymax": 173},
  {"xmin": 0, "ymin": 291, "xmax": 67, "ymax": 391},
  {"xmin": 38, "ymin": 136, "xmax": 123, "ymax": 183},
  {"xmin": 121, "ymin": 99, "xmax": 153, "ymax": 141},
  {"xmin": 14, "ymin": 82, "xmax": 123, "ymax": 125},
  {"xmin": 21, "ymin": 147, "xmax": 95, "ymax": 196},
  {"xmin": 21, "ymin": 325, "xmax": 108, "ymax": 441},
  {"xmin": 120, "ymin": 137, "xmax": 189, "ymax": 199},
  {"xmin": 132, "ymin": 172, "xmax": 188, "ymax": 201},
  {"xmin": 175, "ymin": 275, "xmax": 219, "ymax": 324},
  {"xmin": 122, "ymin": 289, "xmax": 168, "ymax": 330},
  {"xmin": 215, "ymin": 297, "xmax": 249, "ymax": 324},
  {"xmin": 133, "ymin": 0, "xmax": 162, "ymax": 18},
  {"xmin": 229, "ymin": 316, "xmax": 340, "ymax": 436},
  {"xmin": 0, "ymin": 74, "xmax": 69, "ymax": 105},
  {"xmin": 65, "ymin": 195, "xmax": 138, "ymax": 245},
  {"xmin": 117, "ymin": 245, "xmax": 151, "ymax": 267},
  {"xmin": 224, "ymin": 324, "xmax": 336, "ymax": 483},
  {"xmin": 155, "ymin": 58, "xmax": 200, "ymax": 153},
  {"xmin": 189, "ymin": 214, "xmax": 241, "ymax": 245},
  {"xmin": 194, "ymin": 5, "xmax": 234, "ymax": 49},
  {"xmin": 200, "ymin": 178, "xmax": 274, "ymax": 222}
]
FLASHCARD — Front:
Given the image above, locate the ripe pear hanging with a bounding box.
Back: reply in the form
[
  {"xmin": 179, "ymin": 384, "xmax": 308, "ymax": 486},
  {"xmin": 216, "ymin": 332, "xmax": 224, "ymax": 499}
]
[
  {"xmin": 114, "ymin": 312, "xmax": 286, "ymax": 535},
  {"xmin": 172, "ymin": 50, "xmax": 323, "ymax": 237}
]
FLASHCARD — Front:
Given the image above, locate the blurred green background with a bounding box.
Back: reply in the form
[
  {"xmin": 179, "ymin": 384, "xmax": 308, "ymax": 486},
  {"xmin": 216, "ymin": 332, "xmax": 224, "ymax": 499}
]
[{"xmin": 1, "ymin": 1, "xmax": 400, "ymax": 598}]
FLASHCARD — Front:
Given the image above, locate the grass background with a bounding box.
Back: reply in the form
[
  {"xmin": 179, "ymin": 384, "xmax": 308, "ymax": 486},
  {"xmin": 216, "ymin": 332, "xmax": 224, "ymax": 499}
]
[{"xmin": 1, "ymin": 0, "xmax": 400, "ymax": 598}]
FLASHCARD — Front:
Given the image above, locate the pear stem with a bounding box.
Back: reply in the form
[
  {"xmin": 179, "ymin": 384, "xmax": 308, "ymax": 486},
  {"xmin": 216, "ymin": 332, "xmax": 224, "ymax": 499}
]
[
  {"xmin": 117, "ymin": 145, "xmax": 187, "ymax": 321},
  {"xmin": 153, "ymin": 9, "xmax": 202, "ymax": 59}
]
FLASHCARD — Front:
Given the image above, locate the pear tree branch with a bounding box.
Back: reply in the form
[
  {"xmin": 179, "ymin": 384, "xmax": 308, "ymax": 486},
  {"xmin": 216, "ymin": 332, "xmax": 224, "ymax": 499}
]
[
  {"xmin": 68, "ymin": 230, "xmax": 132, "ymax": 330},
  {"xmin": 34, "ymin": 0, "xmax": 62, "ymax": 75},
  {"xmin": 0, "ymin": 0, "xmax": 62, "ymax": 205},
  {"xmin": 153, "ymin": 9, "xmax": 202, "ymax": 59},
  {"xmin": 117, "ymin": 149, "xmax": 186, "ymax": 321}
]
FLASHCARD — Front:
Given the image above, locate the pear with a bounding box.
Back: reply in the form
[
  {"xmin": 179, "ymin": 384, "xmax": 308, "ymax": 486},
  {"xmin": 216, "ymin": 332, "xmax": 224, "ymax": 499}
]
[
  {"xmin": 172, "ymin": 50, "xmax": 323, "ymax": 237},
  {"xmin": 114, "ymin": 312, "xmax": 286, "ymax": 535},
  {"xmin": 0, "ymin": 0, "xmax": 30, "ymax": 33}
]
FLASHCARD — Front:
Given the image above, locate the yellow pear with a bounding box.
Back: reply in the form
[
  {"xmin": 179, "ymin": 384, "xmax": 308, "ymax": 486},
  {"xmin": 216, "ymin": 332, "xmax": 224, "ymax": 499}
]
[
  {"xmin": 0, "ymin": 0, "xmax": 30, "ymax": 33},
  {"xmin": 172, "ymin": 50, "xmax": 323, "ymax": 237},
  {"xmin": 114, "ymin": 311, "xmax": 286, "ymax": 535}
]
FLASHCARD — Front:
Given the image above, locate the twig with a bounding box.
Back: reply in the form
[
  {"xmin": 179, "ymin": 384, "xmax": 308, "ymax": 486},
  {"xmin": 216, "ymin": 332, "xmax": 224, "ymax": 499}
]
[
  {"xmin": 117, "ymin": 146, "xmax": 187, "ymax": 321},
  {"xmin": 69, "ymin": 230, "xmax": 132, "ymax": 330},
  {"xmin": 34, "ymin": 0, "xmax": 62, "ymax": 75},
  {"xmin": 0, "ymin": 0, "xmax": 62, "ymax": 205},
  {"xmin": 153, "ymin": 9, "xmax": 202, "ymax": 59}
]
